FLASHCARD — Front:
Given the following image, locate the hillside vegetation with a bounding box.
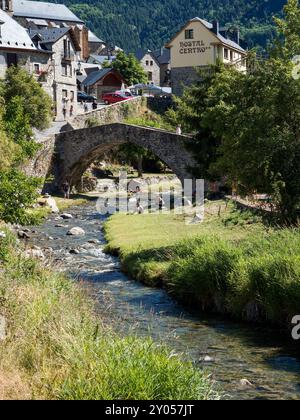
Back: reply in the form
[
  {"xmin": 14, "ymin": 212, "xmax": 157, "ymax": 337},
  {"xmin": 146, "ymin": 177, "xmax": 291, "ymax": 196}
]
[{"xmin": 62, "ymin": 0, "xmax": 286, "ymax": 51}]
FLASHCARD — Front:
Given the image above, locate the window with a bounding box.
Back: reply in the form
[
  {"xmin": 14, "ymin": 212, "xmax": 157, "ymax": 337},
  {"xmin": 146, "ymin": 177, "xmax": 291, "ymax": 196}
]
[
  {"xmin": 62, "ymin": 63, "xmax": 68, "ymax": 76},
  {"xmin": 34, "ymin": 63, "xmax": 40, "ymax": 74},
  {"xmin": 230, "ymin": 51, "xmax": 233, "ymax": 61},
  {"xmin": 185, "ymin": 29, "xmax": 194, "ymax": 40},
  {"xmin": 62, "ymin": 90, "xmax": 68, "ymax": 102},
  {"xmin": 7, "ymin": 53, "xmax": 18, "ymax": 67},
  {"xmin": 63, "ymin": 39, "xmax": 71, "ymax": 59},
  {"xmin": 146, "ymin": 60, "xmax": 149, "ymax": 66},
  {"xmin": 150, "ymin": 60, "xmax": 153, "ymax": 66},
  {"xmin": 224, "ymin": 48, "xmax": 229, "ymax": 60},
  {"xmin": 148, "ymin": 71, "xmax": 153, "ymax": 82}
]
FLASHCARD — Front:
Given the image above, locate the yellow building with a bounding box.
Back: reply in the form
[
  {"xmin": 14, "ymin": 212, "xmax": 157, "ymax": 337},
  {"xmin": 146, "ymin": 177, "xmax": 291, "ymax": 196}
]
[{"xmin": 166, "ymin": 17, "xmax": 247, "ymax": 95}]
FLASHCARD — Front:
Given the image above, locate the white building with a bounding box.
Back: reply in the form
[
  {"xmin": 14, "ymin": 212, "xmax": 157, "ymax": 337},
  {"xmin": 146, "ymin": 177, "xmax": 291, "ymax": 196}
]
[{"xmin": 166, "ymin": 18, "xmax": 247, "ymax": 96}]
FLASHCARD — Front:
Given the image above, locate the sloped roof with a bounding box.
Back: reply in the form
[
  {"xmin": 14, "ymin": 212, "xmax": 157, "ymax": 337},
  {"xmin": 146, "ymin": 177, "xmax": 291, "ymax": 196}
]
[
  {"xmin": 89, "ymin": 54, "xmax": 116, "ymax": 64},
  {"xmin": 13, "ymin": 0, "xmax": 84, "ymax": 23},
  {"xmin": 135, "ymin": 48, "xmax": 160, "ymax": 66},
  {"xmin": 83, "ymin": 68, "xmax": 125, "ymax": 87},
  {"xmin": 166, "ymin": 17, "xmax": 246, "ymax": 53},
  {"xmin": 0, "ymin": 9, "xmax": 37, "ymax": 52},
  {"xmin": 88, "ymin": 30, "xmax": 104, "ymax": 44},
  {"xmin": 29, "ymin": 27, "xmax": 81, "ymax": 51},
  {"xmin": 153, "ymin": 47, "xmax": 170, "ymax": 64}
]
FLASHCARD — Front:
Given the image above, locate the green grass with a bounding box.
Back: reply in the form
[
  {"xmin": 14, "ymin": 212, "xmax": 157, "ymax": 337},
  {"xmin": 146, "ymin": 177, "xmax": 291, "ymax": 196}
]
[
  {"xmin": 105, "ymin": 201, "xmax": 300, "ymax": 327},
  {"xmin": 25, "ymin": 195, "xmax": 90, "ymax": 224},
  {"xmin": 125, "ymin": 114, "xmax": 175, "ymax": 132},
  {"xmin": 0, "ymin": 228, "xmax": 217, "ymax": 400}
]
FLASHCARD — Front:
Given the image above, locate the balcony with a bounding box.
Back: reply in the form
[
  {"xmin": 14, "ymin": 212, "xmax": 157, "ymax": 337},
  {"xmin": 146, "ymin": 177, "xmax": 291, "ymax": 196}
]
[{"xmin": 61, "ymin": 52, "xmax": 75, "ymax": 62}]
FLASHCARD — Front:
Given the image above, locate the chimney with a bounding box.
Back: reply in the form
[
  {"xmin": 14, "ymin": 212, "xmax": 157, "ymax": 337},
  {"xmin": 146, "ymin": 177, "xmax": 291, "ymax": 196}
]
[
  {"xmin": 212, "ymin": 20, "xmax": 219, "ymax": 35},
  {"xmin": 233, "ymin": 27, "xmax": 240, "ymax": 45}
]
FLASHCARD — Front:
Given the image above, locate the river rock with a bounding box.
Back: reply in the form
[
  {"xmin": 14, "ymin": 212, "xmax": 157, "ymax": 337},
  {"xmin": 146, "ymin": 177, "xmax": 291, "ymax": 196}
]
[
  {"xmin": 44, "ymin": 196, "xmax": 59, "ymax": 214},
  {"xmin": 0, "ymin": 231, "xmax": 6, "ymax": 239},
  {"xmin": 18, "ymin": 230, "xmax": 30, "ymax": 239},
  {"xmin": 55, "ymin": 224, "xmax": 66, "ymax": 228},
  {"xmin": 69, "ymin": 249, "xmax": 80, "ymax": 254},
  {"xmin": 199, "ymin": 355, "xmax": 215, "ymax": 363},
  {"xmin": 61, "ymin": 213, "xmax": 73, "ymax": 220},
  {"xmin": 240, "ymin": 379, "xmax": 254, "ymax": 388},
  {"xmin": 67, "ymin": 227, "xmax": 85, "ymax": 236},
  {"xmin": 24, "ymin": 248, "xmax": 45, "ymax": 259},
  {"xmin": 88, "ymin": 239, "xmax": 101, "ymax": 244}
]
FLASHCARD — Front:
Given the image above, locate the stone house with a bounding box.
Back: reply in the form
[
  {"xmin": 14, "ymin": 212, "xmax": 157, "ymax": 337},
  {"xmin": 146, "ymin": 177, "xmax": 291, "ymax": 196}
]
[
  {"xmin": 153, "ymin": 47, "xmax": 171, "ymax": 87},
  {"xmin": 0, "ymin": 8, "xmax": 51, "ymax": 82},
  {"xmin": 166, "ymin": 17, "xmax": 247, "ymax": 96},
  {"xmin": 88, "ymin": 30, "xmax": 106, "ymax": 55},
  {"xmin": 135, "ymin": 49, "xmax": 161, "ymax": 86},
  {"xmin": 10, "ymin": 0, "xmax": 89, "ymax": 61},
  {"xmin": 30, "ymin": 27, "xmax": 81, "ymax": 120},
  {"xmin": 83, "ymin": 68, "xmax": 126, "ymax": 100}
]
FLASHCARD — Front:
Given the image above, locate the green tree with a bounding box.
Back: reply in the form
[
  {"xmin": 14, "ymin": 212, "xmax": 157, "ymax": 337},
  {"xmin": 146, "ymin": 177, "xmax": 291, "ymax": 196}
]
[
  {"xmin": 273, "ymin": 0, "xmax": 300, "ymax": 59},
  {"xmin": 0, "ymin": 169, "xmax": 42, "ymax": 224},
  {"xmin": 1, "ymin": 66, "xmax": 53, "ymax": 131},
  {"xmin": 111, "ymin": 51, "xmax": 147, "ymax": 86},
  {"xmin": 165, "ymin": 66, "xmax": 223, "ymax": 180},
  {"xmin": 0, "ymin": 98, "xmax": 19, "ymax": 171}
]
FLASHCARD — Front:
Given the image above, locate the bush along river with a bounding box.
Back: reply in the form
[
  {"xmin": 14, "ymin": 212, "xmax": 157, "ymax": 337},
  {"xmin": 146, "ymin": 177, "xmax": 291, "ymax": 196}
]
[{"xmin": 27, "ymin": 201, "xmax": 300, "ymax": 400}]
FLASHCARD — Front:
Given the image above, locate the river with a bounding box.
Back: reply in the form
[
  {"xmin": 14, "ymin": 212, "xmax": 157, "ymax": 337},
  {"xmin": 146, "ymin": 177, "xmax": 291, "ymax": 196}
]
[{"xmin": 29, "ymin": 201, "xmax": 300, "ymax": 400}]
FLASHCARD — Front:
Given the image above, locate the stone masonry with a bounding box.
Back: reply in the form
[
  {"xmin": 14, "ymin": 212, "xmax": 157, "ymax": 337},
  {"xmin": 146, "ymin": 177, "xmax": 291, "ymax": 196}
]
[
  {"xmin": 54, "ymin": 123, "xmax": 196, "ymax": 189},
  {"xmin": 171, "ymin": 66, "xmax": 200, "ymax": 96}
]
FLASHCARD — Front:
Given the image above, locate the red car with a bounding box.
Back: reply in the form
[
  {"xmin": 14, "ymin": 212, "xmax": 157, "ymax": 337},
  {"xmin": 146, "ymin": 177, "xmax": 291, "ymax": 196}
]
[{"xmin": 102, "ymin": 92, "xmax": 131, "ymax": 105}]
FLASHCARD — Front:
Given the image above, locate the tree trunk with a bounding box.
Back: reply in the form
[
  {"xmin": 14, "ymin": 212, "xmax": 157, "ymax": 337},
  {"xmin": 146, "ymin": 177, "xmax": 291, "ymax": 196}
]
[{"xmin": 137, "ymin": 155, "xmax": 143, "ymax": 178}]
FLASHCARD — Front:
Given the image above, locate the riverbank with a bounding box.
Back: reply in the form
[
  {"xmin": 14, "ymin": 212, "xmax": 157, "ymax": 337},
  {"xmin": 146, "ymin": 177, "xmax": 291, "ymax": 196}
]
[
  {"xmin": 104, "ymin": 200, "xmax": 300, "ymax": 329},
  {"xmin": 0, "ymin": 226, "xmax": 217, "ymax": 400}
]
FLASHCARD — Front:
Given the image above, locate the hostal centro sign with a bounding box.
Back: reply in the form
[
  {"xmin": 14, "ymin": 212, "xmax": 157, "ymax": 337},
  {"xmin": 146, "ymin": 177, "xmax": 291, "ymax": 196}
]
[{"xmin": 179, "ymin": 40, "xmax": 211, "ymax": 54}]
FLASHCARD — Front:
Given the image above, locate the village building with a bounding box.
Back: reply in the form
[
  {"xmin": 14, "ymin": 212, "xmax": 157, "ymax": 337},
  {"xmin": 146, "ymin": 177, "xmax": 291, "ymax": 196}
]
[
  {"xmin": 135, "ymin": 49, "xmax": 161, "ymax": 86},
  {"xmin": 87, "ymin": 54, "xmax": 116, "ymax": 67},
  {"xmin": 0, "ymin": 8, "xmax": 51, "ymax": 83},
  {"xmin": 153, "ymin": 47, "xmax": 171, "ymax": 86},
  {"xmin": 82, "ymin": 68, "xmax": 126, "ymax": 100},
  {"xmin": 166, "ymin": 17, "xmax": 247, "ymax": 96},
  {"xmin": 10, "ymin": 0, "xmax": 89, "ymax": 61},
  {"xmin": 77, "ymin": 62, "xmax": 101, "ymax": 92},
  {"xmin": 29, "ymin": 27, "xmax": 81, "ymax": 120},
  {"xmin": 88, "ymin": 30, "xmax": 106, "ymax": 55}
]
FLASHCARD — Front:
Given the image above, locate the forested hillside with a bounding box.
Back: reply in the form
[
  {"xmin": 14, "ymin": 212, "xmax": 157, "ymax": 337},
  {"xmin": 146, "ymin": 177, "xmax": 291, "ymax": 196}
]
[{"xmin": 61, "ymin": 0, "xmax": 286, "ymax": 51}]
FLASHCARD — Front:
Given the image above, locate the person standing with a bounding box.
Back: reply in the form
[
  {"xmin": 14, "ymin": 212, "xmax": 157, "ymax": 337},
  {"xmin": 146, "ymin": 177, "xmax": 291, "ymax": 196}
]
[
  {"xmin": 176, "ymin": 124, "xmax": 182, "ymax": 135},
  {"xmin": 62, "ymin": 105, "xmax": 67, "ymax": 120},
  {"xmin": 70, "ymin": 104, "xmax": 74, "ymax": 117},
  {"xmin": 62, "ymin": 181, "xmax": 70, "ymax": 199},
  {"xmin": 176, "ymin": 124, "xmax": 182, "ymax": 136},
  {"xmin": 92, "ymin": 100, "xmax": 98, "ymax": 110}
]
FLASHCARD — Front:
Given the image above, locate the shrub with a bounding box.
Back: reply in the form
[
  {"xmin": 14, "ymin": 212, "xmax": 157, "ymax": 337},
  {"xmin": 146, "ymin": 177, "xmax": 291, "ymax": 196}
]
[{"xmin": 0, "ymin": 169, "xmax": 42, "ymax": 224}]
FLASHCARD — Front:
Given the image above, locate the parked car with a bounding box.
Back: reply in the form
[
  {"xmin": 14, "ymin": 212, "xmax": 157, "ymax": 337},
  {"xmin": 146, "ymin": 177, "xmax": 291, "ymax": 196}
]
[
  {"xmin": 77, "ymin": 91, "xmax": 97, "ymax": 103},
  {"xmin": 102, "ymin": 92, "xmax": 132, "ymax": 105}
]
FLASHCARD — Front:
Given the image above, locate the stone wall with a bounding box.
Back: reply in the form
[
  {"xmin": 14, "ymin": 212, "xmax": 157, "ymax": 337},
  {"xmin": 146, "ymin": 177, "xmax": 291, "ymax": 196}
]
[
  {"xmin": 54, "ymin": 123, "xmax": 196, "ymax": 189},
  {"xmin": 171, "ymin": 66, "xmax": 200, "ymax": 96},
  {"xmin": 71, "ymin": 96, "xmax": 147, "ymax": 129}
]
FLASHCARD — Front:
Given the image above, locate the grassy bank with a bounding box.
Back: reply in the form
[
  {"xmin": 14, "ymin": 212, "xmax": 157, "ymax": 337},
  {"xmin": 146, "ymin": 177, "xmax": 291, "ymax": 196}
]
[
  {"xmin": 25, "ymin": 195, "xmax": 90, "ymax": 225},
  {"xmin": 0, "ymin": 228, "xmax": 217, "ymax": 400},
  {"xmin": 104, "ymin": 201, "xmax": 300, "ymax": 327}
]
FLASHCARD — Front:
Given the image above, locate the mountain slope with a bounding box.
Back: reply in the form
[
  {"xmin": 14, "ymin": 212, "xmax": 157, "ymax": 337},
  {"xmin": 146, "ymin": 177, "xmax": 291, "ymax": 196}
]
[{"xmin": 63, "ymin": 0, "xmax": 286, "ymax": 51}]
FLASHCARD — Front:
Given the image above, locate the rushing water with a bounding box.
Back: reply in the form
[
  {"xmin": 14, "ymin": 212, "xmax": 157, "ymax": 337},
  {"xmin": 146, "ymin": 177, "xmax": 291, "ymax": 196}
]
[{"xmin": 29, "ymin": 201, "xmax": 300, "ymax": 400}]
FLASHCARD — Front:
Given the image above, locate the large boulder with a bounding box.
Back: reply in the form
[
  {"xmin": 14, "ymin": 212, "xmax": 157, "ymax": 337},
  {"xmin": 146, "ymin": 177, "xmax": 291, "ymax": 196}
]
[
  {"xmin": 67, "ymin": 227, "xmax": 85, "ymax": 236},
  {"xmin": 61, "ymin": 213, "xmax": 73, "ymax": 220},
  {"xmin": 40, "ymin": 194, "xmax": 59, "ymax": 214}
]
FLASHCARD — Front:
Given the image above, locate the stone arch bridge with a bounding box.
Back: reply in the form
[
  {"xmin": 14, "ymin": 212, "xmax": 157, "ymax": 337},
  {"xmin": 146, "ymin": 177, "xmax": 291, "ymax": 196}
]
[{"xmin": 52, "ymin": 123, "xmax": 197, "ymax": 189}]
